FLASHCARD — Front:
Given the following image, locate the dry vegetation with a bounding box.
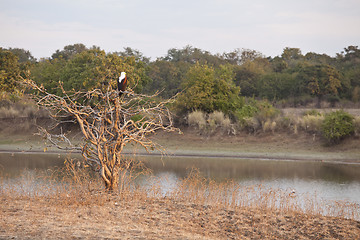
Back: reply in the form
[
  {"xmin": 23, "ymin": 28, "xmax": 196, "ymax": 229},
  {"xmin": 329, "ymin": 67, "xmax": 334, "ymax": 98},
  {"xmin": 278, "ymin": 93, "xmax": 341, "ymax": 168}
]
[
  {"xmin": 1, "ymin": 163, "xmax": 359, "ymax": 239},
  {"xmin": 186, "ymin": 108, "xmax": 360, "ymax": 142}
]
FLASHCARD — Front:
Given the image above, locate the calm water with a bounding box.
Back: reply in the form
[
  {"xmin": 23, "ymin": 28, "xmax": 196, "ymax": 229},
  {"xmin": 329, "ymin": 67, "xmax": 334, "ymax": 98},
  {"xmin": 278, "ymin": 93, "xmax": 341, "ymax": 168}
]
[{"xmin": 1, "ymin": 152, "xmax": 360, "ymax": 207}]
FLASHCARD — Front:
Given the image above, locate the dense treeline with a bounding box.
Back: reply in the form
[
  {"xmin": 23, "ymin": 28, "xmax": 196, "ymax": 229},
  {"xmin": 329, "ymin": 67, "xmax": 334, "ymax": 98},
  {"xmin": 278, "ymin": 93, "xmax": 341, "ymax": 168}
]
[
  {"xmin": 1, "ymin": 44, "xmax": 360, "ymax": 144},
  {"xmin": 1, "ymin": 44, "xmax": 360, "ymax": 112}
]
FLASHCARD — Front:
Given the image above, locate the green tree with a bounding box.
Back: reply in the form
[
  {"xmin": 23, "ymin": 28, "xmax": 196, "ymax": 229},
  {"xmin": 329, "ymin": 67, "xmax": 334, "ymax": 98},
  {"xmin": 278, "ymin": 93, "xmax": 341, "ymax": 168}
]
[
  {"xmin": 281, "ymin": 47, "xmax": 304, "ymax": 69},
  {"xmin": 163, "ymin": 45, "xmax": 226, "ymax": 66},
  {"xmin": 114, "ymin": 47, "xmax": 150, "ymax": 64},
  {"xmin": 32, "ymin": 48, "xmax": 150, "ymax": 94},
  {"xmin": 336, "ymin": 46, "xmax": 360, "ymax": 100},
  {"xmin": 233, "ymin": 58, "xmax": 271, "ymax": 97},
  {"xmin": 31, "ymin": 57, "xmax": 66, "ymax": 95},
  {"xmin": 147, "ymin": 60, "xmax": 183, "ymax": 98},
  {"xmin": 8, "ymin": 48, "xmax": 36, "ymax": 64},
  {"xmin": 270, "ymin": 56, "xmax": 288, "ymax": 73},
  {"xmin": 177, "ymin": 63, "xmax": 241, "ymax": 113},
  {"xmin": 0, "ymin": 48, "xmax": 21, "ymax": 95},
  {"xmin": 342, "ymin": 45, "xmax": 360, "ymax": 62},
  {"xmin": 298, "ymin": 64, "xmax": 341, "ymax": 107},
  {"xmin": 258, "ymin": 72, "xmax": 297, "ymax": 100},
  {"xmin": 212, "ymin": 64, "xmax": 242, "ymax": 112},
  {"xmin": 222, "ymin": 48, "xmax": 264, "ymax": 65},
  {"xmin": 304, "ymin": 52, "xmax": 335, "ymax": 66},
  {"xmin": 281, "ymin": 47, "xmax": 303, "ymax": 61},
  {"xmin": 51, "ymin": 43, "xmax": 88, "ymax": 60}
]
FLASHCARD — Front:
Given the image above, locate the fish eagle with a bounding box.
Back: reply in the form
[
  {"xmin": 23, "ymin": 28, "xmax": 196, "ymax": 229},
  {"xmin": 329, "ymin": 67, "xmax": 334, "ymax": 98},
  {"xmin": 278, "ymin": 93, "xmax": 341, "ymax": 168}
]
[{"xmin": 117, "ymin": 72, "xmax": 127, "ymax": 96}]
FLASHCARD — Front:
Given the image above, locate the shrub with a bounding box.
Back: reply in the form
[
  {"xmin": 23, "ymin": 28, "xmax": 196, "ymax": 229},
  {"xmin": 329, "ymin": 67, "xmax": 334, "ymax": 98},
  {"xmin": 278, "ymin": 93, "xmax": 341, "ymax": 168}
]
[
  {"xmin": 208, "ymin": 111, "xmax": 233, "ymax": 134},
  {"xmin": 187, "ymin": 111, "xmax": 206, "ymax": 130},
  {"xmin": 242, "ymin": 117, "xmax": 261, "ymax": 133},
  {"xmin": 222, "ymin": 117, "xmax": 232, "ymax": 130},
  {"xmin": 208, "ymin": 111, "xmax": 225, "ymax": 126},
  {"xmin": 300, "ymin": 115, "xmax": 324, "ymax": 133},
  {"xmin": 188, "ymin": 110, "xmax": 234, "ymax": 134},
  {"xmin": 275, "ymin": 116, "xmax": 292, "ymax": 130},
  {"xmin": 254, "ymin": 100, "xmax": 280, "ymax": 123},
  {"xmin": 321, "ymin": 110, "xmax": 355, "ymax": 144},
  {"xmin": 235, "ymin": 100, "xmax": 279, "ymax": 134},
  {"xmin": 235, "ymin": 104, "xmax": 258, "ymax": 120},
  {"xmin": 262, "ymin": 119, "xmax": 272, "ymax": 132}
]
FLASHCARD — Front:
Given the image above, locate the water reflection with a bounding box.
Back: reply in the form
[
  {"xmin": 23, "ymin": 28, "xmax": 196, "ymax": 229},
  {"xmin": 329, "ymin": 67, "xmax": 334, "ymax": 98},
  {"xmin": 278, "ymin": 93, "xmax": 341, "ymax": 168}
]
[
  {"xmin": 1, "ymin": 152, "xmax": 360, "ymax": 205},
  {"xmin": 0, "ymin": 152, "xmax": 66, "ymax": 176},
  {"xmin": 140, "ymin": 156, "xmax": 360, "ymax": 183}
]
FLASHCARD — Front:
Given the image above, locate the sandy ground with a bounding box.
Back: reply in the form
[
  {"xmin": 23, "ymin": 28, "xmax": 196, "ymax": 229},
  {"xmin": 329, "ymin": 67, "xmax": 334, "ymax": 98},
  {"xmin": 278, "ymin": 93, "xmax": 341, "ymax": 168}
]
[{"xmin": 1, "ymin": 196, "xmax": 360, "ymax": 240}]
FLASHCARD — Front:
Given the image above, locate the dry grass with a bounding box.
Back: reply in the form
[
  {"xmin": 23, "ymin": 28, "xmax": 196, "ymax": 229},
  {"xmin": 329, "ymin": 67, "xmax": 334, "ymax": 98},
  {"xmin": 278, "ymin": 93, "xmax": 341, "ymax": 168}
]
[
  {"xmin": 188, "ymin": 111, "xmax": 235, "ymax": 135},
  {"xmin": 299, "ymin": 114, "xmax": 324, "ymax": 133},
  {"xmin": 0, "ymin": 100, "xmax": 48, "ymax": 119},
  {"xmin": 187, "ymin": 111, "xmax": 207, "ymax": 130}
]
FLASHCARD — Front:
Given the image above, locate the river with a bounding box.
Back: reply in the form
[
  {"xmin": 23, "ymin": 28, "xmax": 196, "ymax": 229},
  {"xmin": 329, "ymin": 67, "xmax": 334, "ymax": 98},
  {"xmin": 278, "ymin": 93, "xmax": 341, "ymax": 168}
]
[{"xmin": 1, "ymin": 152, "xmax": 360, "ymax": 208}]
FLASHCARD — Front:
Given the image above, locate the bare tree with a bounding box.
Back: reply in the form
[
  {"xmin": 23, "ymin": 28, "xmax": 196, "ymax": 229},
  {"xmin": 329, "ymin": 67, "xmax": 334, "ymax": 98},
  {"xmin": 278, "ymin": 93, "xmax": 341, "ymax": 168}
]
[{"xmin": 25, "ymin": 79, "xmax": 179, "ymax": 191}]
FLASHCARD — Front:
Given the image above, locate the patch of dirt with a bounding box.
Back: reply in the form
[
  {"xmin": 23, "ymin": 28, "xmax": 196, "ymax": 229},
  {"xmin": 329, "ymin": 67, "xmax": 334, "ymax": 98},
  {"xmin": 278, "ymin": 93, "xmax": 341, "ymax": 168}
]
[{"xmin": 1, "ymin": 196, "xmax": 359, "ymax": 239}]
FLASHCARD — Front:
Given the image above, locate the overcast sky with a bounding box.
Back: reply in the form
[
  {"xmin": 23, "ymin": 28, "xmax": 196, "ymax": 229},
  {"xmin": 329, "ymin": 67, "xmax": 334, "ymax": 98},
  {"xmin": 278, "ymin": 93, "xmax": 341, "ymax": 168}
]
[{"xmin": 1, "ymin": 0, "xmax": 359, "ymax": 60}]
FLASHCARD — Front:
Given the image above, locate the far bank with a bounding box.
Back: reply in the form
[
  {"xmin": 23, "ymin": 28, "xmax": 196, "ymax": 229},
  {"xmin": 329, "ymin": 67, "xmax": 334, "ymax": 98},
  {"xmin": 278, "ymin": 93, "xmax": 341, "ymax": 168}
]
[{"xmin": 0, "ymin": 124, "xmax": 359, "ymax": 163}]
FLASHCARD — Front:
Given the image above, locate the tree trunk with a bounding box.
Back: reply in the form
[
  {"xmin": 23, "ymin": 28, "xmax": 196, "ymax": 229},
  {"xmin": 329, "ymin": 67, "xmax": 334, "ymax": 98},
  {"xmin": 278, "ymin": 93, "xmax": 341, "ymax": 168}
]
[
  {"xmin": 100, "ymin": 166, "xmax": 119, "ymax": 191},
  {"xmin": 105, "ymin": 175, "xmax": 118, "ymax": 191}
]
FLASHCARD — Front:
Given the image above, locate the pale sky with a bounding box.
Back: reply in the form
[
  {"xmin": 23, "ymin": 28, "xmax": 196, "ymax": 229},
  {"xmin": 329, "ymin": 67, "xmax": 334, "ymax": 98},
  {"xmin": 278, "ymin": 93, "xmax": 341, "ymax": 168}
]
[{"xmin": 1, "ymin": 0, "xmax": 359, "ymax": 60}]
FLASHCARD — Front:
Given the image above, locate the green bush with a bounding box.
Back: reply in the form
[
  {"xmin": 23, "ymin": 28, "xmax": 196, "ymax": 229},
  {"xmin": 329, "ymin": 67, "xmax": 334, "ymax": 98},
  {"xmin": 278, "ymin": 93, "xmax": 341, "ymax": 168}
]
[
  {"xmin": 321, "ymin": 110, "xmax": 355, "ymax": 144},
  {"xmin": 235, "ymin": 100, "xmax": 280, "ymax": 134},
  {"xmin": 235, "ymin": 100, "xmax": 279, "ymax": 122},
  {"xmin": 254, "ymin": 100, "xmax": 280, "ymax": 122},
  {"xmin": 235, "ymin": 104, "xmax": 258, "ymax": 120}
]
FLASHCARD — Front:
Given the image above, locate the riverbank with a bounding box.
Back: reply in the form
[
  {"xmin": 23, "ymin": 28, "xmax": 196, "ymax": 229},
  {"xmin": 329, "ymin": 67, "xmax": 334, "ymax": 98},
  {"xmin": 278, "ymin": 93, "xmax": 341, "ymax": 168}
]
[
  {"xmin": 1, "ymin": 129, "xmax": 360, "ymax": 162},
  {"xmin": 150, "ymin": 130, "xmax": 360, "ymax": 163}
]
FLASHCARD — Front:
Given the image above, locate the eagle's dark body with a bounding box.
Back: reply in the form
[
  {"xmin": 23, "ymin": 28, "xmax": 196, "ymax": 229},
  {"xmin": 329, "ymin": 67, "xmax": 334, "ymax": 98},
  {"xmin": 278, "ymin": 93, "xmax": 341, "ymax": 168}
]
[{"xmin": 118, "ymin": 72, "xmax": 127, "ymax": 96}]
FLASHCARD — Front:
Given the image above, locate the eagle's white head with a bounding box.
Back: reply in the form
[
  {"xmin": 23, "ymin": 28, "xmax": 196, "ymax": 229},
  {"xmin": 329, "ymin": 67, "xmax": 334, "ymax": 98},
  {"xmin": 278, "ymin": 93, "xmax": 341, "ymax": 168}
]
[{"xmin": 119, "ymin": 72, "xmax": 126, "ymax": 83}]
